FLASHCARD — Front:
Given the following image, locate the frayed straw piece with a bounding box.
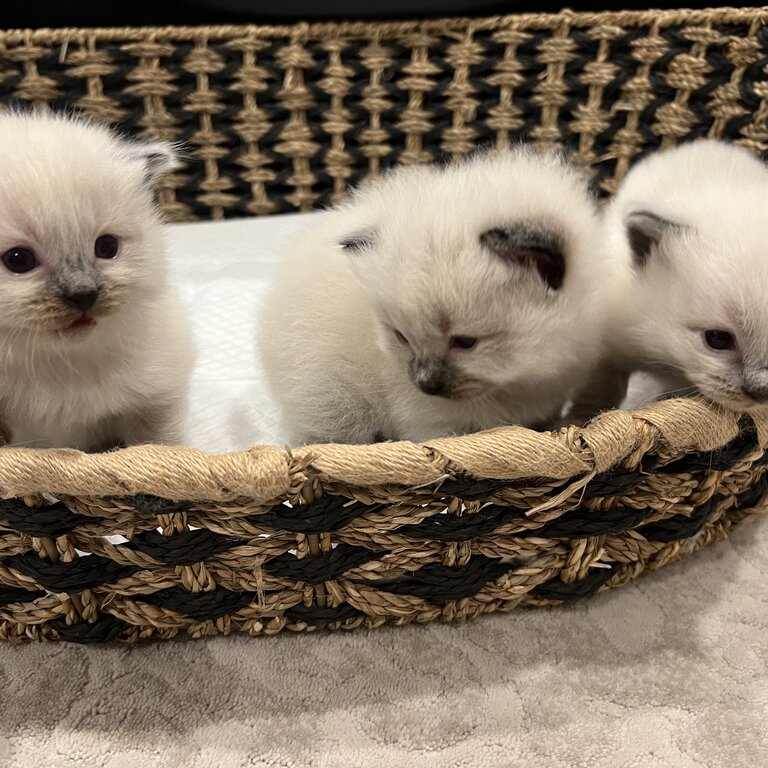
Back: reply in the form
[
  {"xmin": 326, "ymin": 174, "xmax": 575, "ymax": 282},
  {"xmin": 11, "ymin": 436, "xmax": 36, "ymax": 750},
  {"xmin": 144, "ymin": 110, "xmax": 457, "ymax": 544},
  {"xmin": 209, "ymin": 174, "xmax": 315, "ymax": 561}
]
[{"xmin": 524, "ymin": 470, "xmax": 597, "ymax": 517}]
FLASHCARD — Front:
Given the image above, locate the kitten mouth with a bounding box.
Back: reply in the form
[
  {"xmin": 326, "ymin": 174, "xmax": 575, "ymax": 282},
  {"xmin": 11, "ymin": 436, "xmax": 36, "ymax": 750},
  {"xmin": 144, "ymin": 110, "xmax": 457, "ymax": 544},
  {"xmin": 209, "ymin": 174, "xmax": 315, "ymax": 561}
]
[{"xmin": 61, "ymin": 314, "xmax": 97, "ymax": 335}]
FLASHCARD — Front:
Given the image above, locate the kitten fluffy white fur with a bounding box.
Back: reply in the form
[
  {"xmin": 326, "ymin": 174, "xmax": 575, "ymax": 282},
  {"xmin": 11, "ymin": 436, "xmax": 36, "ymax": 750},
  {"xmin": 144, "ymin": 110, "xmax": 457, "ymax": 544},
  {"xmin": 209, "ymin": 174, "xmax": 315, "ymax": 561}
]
[
  {"xmin": 257, "ymin": 147, "xmax": 609, "ymax": 445},
  {"xmin": 592, "ymin": 138, "xmax": 768, "ymax": 414},
  {"xmin": 0, "ymin": 110, "xmax": 193, "ymax": 450}
]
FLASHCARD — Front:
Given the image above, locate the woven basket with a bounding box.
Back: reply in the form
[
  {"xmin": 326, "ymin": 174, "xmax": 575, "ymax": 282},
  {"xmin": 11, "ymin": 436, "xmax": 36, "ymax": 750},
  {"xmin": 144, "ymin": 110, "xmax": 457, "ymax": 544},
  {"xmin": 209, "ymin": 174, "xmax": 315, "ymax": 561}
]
[{"xmin": 1, "ymin": 7, "xmax": 768, "ymax": 643}]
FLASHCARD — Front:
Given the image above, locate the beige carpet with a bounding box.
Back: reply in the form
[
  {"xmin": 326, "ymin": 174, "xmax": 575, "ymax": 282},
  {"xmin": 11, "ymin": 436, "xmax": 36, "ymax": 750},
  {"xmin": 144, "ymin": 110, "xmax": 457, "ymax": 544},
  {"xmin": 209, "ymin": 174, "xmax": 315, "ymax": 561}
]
[{"xmin": 0, "ymin": 514, "xmax": 765, "ymax": 767}]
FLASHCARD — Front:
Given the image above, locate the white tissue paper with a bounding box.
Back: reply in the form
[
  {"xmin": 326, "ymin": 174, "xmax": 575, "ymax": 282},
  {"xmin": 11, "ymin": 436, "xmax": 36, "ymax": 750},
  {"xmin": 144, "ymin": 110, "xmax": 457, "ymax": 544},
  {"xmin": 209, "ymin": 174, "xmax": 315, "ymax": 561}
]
[{"xmin": 166, "ymin": 212, "xmax": 318, "ymax": 453}]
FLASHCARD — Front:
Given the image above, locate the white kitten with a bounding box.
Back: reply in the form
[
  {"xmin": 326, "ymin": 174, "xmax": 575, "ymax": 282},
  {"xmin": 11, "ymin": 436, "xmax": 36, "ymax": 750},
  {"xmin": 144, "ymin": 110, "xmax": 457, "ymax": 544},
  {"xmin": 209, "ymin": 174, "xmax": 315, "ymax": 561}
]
[
  {"xmin": 0, "ymin": 109, "xmax": 193, "ymax": 450},
  {"xmin": 257, "ymin": 147, "xmax": 609, "ymax": 445},
  {"xmin": 586, "ymin": 138, "xmax": 768, "ymax": 415}
]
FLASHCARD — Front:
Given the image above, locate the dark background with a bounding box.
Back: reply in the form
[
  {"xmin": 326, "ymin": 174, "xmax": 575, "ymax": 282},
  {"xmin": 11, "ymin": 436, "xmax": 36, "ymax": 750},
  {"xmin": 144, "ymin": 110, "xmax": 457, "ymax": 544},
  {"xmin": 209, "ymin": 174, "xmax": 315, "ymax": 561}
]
[{"xmin": 4, "ymin": 2, "xmax": 760, "ymax": 29}]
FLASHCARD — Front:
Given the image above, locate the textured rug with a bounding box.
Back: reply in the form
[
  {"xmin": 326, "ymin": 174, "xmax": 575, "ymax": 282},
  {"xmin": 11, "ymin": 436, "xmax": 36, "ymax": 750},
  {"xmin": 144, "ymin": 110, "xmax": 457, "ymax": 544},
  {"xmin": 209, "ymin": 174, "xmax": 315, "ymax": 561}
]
[
  {"xmin": 1, "ymin": 514, "xmax": 766, "ymax": 766},
  {"xmin": 1, "ymin": 217, "xmax": 765, "ymax": 766}
]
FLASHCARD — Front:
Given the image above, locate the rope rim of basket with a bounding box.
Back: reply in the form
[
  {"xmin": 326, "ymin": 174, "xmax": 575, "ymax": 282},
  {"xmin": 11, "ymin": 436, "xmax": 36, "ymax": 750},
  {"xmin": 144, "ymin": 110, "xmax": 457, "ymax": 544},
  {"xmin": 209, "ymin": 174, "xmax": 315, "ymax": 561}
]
[
  {"xmin": 0, "ymin": 399, "xmax": 764, "ymax": 502},
  {"xmin": 1, "ymin": 5, "xmax": 768, "ymax": 43}
]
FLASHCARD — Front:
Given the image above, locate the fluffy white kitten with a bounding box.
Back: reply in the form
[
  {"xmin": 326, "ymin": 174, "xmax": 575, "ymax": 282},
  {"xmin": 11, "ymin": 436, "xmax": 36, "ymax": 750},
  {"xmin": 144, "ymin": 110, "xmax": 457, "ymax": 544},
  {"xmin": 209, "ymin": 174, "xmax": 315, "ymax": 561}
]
[
  {"xmin": 582, "ymin": 138, "xmax": 768, "ymax": 415},
  {"xmin": 0, "ymin": 110, "xmax": 193, "ymax": 450},
  {"xmin": 257, "ymin": 147, "xmax": 609, "ymax": 445}
]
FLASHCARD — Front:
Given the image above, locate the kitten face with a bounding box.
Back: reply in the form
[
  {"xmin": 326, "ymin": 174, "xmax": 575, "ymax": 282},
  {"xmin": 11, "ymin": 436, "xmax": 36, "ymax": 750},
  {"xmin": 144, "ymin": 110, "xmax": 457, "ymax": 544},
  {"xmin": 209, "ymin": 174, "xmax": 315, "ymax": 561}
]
[
  {"xmin": 328, "ymin": 147, "xmax": 605, "ymax": 412},
  {"xmin": 626, "ymin": 211, "xmax": 768, "ymax": 411},
  {"xmin": 343, "ymin": 220, "xmax": 578, "ymax": 401},
  {"xmin": 0, "ymin": 110, "xmax": 176, "ymax": 344}
]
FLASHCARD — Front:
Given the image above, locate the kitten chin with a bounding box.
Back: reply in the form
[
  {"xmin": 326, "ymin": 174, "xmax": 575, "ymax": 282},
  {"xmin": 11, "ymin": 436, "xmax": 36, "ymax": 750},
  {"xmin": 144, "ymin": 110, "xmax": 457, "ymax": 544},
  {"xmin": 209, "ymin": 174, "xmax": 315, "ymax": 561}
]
[
  {"xmin": 575, "ymin": 138, "xmax": 768, "ymax": 420},
  {"xmin": 0, "ymin": 108, "xmax": 193, "ymax": 451},
  {"xmin": 257, "ymin": 145, "xmax": 613, "ymax": 445}
]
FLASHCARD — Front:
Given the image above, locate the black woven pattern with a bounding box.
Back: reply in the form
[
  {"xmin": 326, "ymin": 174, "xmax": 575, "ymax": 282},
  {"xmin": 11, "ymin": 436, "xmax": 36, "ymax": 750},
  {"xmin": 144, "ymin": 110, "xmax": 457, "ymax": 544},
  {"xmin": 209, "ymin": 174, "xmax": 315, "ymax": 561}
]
[
  {"xmin": 0, "ymin": 438, "xmax": 764, "ymax": 644},
  {"xmin": 373, "ymin": 557, "xmax": 512, "ymax": 603},
  {"xmin": 519, "ymin": 505, "xmax": 652, "ymax": 539},
  {"xmin": 637, "ymin": 473, "xmax": 768, "ymax": 544},
  {"xmin": 732, "ymin": 473, "xmax": 768, "ymax": 511},
  {"xmin": 135, "ymin": 586, "xmax": 257, "ymax": 621},
  {"xmin": 398, "ymin": 504, "xmax": 528, "ymax": 542},
  {"xmin": 51, "ymin": 615, "xmax": 128, "ymax": 643},
  {"xmin": 2, "ymin": 552, "xmax": 139, "ymax": 592},
  {"xmin": 438, "ymin": 476, "xmax": 510, "ymax": 500},
  {"xmin": 0, "ymin": 586, "xmax": 46, "ymax": 606},
  {"xmin": 264, "ymin": 544, "xmax": 378, "ymax": 583},
  {"xmin": 582, "ymin": 469, "xmax": 644, "ymax": 499},
  {"xmin": 532, "ymin": 564, "xmax": 620, "ymax": 601},
  {"xmin": 637, "ymin": 499, "xmax": 718, "ymax": 543},
  {"xmin": 256, "ymin": 497, "xmax": 382, "ymax": 533},
  {"xmin": 129, "ymin": 529, "xmax": 244, "ymax": 566},
  {"xmin": 286, "ymin": 603, "xmax": 364, "ymax": 626},
  {"xmin": 0, "ymin": 15, "xmax": 766, "ymax": 220},
  {"xmin": 0, "ymin": 498, "xmax": 89, "ymax": 538}
]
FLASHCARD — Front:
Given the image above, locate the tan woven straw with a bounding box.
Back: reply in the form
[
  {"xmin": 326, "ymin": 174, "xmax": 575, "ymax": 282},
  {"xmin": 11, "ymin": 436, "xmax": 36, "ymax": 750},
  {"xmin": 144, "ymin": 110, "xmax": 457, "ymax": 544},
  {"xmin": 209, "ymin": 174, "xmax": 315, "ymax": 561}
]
[{"xmin": 1, "ymin": 7, "xmax": 768, "ymax": 642}]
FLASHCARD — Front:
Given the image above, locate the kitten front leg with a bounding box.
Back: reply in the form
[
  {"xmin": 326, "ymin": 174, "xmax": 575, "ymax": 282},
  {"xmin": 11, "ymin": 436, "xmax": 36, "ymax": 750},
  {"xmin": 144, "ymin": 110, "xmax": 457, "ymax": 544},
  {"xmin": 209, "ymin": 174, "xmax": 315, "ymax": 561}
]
[
  {"xmin": 106, "ymin": 398, "xmax": 186, "ymax": 449},
  {"xmin": 0, "ymin": 399, "xmax": 9, "ymax": 446},
  {"xmin": 0, "ymin": 419, "xmax": 10, "ymax": 447},
  {"xmin": 284, "ymin": 407, "xmax": 385, "ymax": 446}
]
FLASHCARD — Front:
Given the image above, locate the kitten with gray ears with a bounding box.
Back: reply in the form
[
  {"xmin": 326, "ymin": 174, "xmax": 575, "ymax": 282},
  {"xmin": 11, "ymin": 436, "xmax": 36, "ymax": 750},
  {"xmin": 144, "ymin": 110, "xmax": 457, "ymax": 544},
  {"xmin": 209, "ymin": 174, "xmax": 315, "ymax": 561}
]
[
  {"xmin": 257, "ymin": 147, "xmax": 611, "ymax": 445},
  {"xmin": 572, "ymin": 138, "xmax": 768, "ymax": 417},
  {"xmin": 0, "ymin": 110, "xmax": 193, "ymax": 450}
]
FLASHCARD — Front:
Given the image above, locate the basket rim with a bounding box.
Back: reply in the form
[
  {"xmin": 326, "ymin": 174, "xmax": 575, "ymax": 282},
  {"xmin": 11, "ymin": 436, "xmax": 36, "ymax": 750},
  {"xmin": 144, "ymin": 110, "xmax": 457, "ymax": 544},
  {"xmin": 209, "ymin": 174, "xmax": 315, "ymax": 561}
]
[
  {"xmin": 1, "ymin": 5, "xmax": 767, "ymax": 502},
  {"xmin": 1, "ymin": 5, "xmax": 767, "ymax": 43},
  {"xmin": 0, "ymin": 400, "xmax": 763, "ymax": 503}
]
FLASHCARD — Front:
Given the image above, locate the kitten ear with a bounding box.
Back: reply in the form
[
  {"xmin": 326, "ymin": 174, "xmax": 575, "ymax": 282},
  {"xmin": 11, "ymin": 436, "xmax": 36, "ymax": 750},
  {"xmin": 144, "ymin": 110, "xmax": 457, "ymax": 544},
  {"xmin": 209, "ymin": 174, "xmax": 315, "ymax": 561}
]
[
  {"xmin": 339, "ymin": 229, "xmax": 377, "ymax": 254},
  {"xmin": 480, "ymin": 225, "xmax": 565, "ymax": 290},
  {"xmin": 124, "ymin": 139, "xmax": 181, "ymax": 184},
  {"xmin": 625, "ymin": 210, "xmax": 675, "ymax": 267}
]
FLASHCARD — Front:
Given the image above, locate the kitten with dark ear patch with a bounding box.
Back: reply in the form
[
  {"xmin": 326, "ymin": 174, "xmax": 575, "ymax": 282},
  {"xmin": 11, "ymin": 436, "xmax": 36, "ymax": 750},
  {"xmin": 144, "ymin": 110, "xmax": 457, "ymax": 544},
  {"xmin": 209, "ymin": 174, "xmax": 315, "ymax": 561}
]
[
  {"xmin": 257, "ymin": 146, "xmax": 610, "ymax": 445},
  {"xmin": 568, "ymin": 138, "xmax": 768, "ymax": 420},
  {"xmin": 0, "ymin": 109, "xmax": 193, "ymax": 450}
]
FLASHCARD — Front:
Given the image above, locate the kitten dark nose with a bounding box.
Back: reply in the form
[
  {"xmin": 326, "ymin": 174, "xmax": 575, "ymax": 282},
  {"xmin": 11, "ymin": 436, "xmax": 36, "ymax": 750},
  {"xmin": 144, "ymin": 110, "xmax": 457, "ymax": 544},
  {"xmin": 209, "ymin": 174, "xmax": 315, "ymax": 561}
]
[
  {"xmin": 62, "ymin": 289, "xmax": 99, "ymax": 312},
  {"xmin": 742, "ymin": 385, "xmax": 768, "ymax": 403},
  {"xmin": 411, "ymin": 357, "xmax": 453, "ymax": 397},
  {"xmin": 418, "ymin": 377, "xmax": 446, "ymax": 396}
]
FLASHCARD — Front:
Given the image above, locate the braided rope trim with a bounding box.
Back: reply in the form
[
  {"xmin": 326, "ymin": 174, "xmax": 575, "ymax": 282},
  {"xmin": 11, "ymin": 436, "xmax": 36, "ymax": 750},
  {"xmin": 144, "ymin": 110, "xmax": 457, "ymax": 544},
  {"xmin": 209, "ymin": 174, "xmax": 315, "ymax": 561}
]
[{"xmin": 0, "ymin": 401, "xmax": 763, "ymax": 502}]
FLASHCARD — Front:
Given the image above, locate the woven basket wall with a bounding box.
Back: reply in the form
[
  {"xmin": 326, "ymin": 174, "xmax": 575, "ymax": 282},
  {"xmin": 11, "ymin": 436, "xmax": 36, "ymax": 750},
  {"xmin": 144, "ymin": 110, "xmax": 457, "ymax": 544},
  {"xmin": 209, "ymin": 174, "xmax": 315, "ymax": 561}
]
[{"xmin": 1, "ymin": 7, "xmax": 768, "ymax": 643}]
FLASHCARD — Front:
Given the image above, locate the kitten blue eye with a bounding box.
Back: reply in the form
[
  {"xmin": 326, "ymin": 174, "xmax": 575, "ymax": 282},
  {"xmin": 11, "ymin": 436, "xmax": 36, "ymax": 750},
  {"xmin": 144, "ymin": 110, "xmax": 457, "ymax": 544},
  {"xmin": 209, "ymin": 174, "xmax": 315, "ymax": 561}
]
[
  {"xmin": 704, "ymin": 330, "xmax": 736, "ymax": 351},
  {"xmin": 450, "ymin": 336, "xmax": 478, "ymax": 350},
  {"xmin": 394, "ymin": 329, "xmax": 409, "ymax": 346},
  {"xmin": 95, "ymin": 234, "xmax": 119, "ymax": 260},
  {"xmin": 1, "ymin": 247, "xmax": 38, "ymax": 274}
]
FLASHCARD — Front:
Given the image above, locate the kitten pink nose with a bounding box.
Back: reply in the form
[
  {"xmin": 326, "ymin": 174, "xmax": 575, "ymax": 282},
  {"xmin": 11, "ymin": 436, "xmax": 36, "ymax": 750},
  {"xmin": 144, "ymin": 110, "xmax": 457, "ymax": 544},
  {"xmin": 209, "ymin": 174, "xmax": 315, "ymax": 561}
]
[{"xmin": 63, "ymin": 289, "xmax": 99, "ymax": 312}]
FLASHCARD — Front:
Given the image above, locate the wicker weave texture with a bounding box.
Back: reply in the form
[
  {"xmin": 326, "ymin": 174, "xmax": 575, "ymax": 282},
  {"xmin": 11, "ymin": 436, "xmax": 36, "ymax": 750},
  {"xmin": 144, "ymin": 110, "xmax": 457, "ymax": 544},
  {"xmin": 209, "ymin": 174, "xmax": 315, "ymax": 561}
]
[
  {"xmin": 2, "ymin": 8, "xmax": 768, "ymax": 221},
  {"xmin": 2, "ymin": 9, "xmax": 768, "ymax": 642},
  {"xmin": 0, "ymin": 402, "xmax": 766, "ymax": 642}
]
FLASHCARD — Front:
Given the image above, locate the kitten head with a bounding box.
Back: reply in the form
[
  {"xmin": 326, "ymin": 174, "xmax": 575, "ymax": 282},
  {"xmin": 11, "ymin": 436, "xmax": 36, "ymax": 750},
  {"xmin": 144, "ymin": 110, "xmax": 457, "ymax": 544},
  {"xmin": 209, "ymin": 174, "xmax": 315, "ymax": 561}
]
[
  {"xmin": 620, "ymin": 200, "xmax": 768, "ymax": 412},
  {"xmin": 0, "ymin": 109, "xmax": 178, "ymax": 345},
  {"xmin": 338, "ymin": 148, "xmax": 606, "ymax": 401}
]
